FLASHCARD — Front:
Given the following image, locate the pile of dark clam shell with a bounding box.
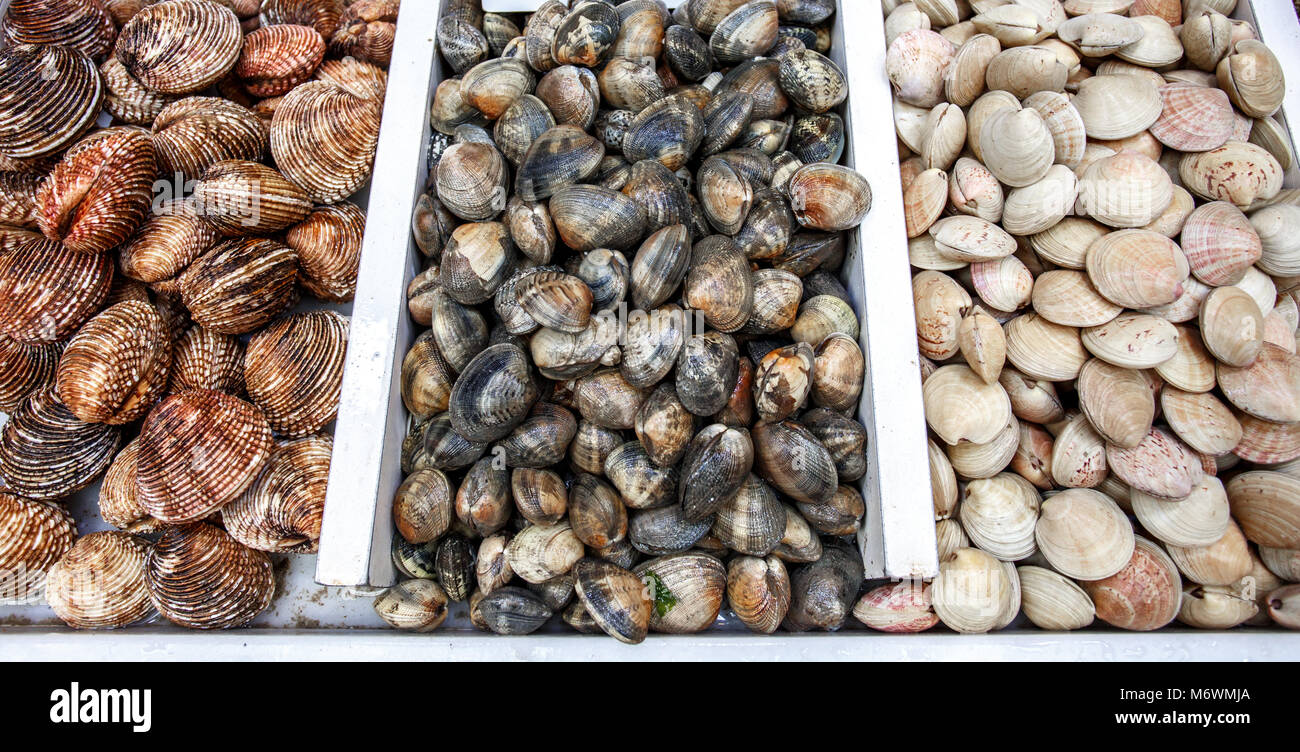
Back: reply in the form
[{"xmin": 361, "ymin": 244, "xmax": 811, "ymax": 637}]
[
  {"xmin": 0, "ymin": 0, "xmax": 391, "ymax": 630},
  {"xmin": 385, "ymin": 0, "xmax": 873, "ymax": 643}
]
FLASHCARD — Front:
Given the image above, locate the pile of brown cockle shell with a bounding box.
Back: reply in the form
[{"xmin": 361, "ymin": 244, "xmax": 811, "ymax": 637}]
[
  {"xmin": 377, "ymin": 0, "xmax": 873, "ymax": 643},
  {"xmin": 0, "ymin": 0, "xmax": 391, "ymax": 630},
  {"xmin": 861, "ymin": 0, "xmax": 1299, "ymax": 635}
]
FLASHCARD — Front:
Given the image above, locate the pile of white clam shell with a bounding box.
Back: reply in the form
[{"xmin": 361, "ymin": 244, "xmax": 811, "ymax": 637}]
[{"xmin": 853, "ymin": 0, "xmax": 1300, "ymax": 634}]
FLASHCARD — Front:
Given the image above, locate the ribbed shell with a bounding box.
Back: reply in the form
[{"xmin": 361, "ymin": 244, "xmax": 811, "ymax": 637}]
[
  {"xmin": 119, "ymin": 211, "xmax": 221, "ymax": 284},
  {"xmin": 115, "ymin": 0, "xmax": 243, "ymax": 95},
  {"xmin": 0, "ymin": 494, "xmax": 76, "ymax": 604},
  {"xmin": 2, "ymin": 0, "xmax": 117, "ymax": 60},
  {"xmin": 260, "ymin": 0, "xmax": 343, "ymax": 39},
  {"xmin": 328, "ymin": 0, "xmax": 397, "ymax": 67},
  {"xmin": 169, "ymin": 325, "xmax": 245, "ymax": 394},
  {"xmin": 634, "ymin": 552, "xmax": 727, "ymax": 634},
  {"xmin": 270, "ymin": 80, "xmax": 381, "ymax": 203},
  {"xmin": 98, "ymin": 439, "xmax": 164, "ymax": 534},
  {"xmin": 100, "ymin": 56, "xmax": 177, "ymax": 125},
  {"xmin": 36, "ymin": 128, "xmax": 156, "ymax": 255},
  {"xmin": 0, "ymin": 387, "xmax": 120, "ymax": 500},
  {"xmin": 55, "ymin": 301, "xmax": 172, "ymax": 425},
  {"xmin": 45, "ymin": 531, "xmax": 154, "ymax": 629},
  {"xmin": 152, "ymin": 97, "xmax": 269, "ymax": 179},
  {"xmin": 0, "ymin": 335, "xmax": 61, "ymax": 413},
  {"xmin": 136, "ymin": 389, "xmax": 273, "ymax": 523},
  {"xmin": 0, "ymin": 44, "xmax": 102, "ymax": 159},
  {"xmin": 244, "ymin": 310, "xmax": 348, "ymax": 437},
  {"xmin": 222, "ymin": 434, "xmax": 330, "ymax": 552},
  {"xmin": 0, "ymin": 171, "xmax": 40, "ymax": 229},
  {"xmin": 145, "ymin": 522, "xmax": 275, "ymax": 629},
  {"xmin": 236, "ymin": 24, "xmax": 326, "ymax": 97},
  {"xmin": 313, "ymin": 56, "xmax": 388, "ymax": 102},
  {"xmin": 179, "ymin": 238, "xmax": 299, "ymax": 335},
  {"xmin": 193, "ymin": 159, "xmax": 312, "ymax": 234},
  {"xmin": 284, "ymin": 202, "xmax": 365, "ymax": 302}
]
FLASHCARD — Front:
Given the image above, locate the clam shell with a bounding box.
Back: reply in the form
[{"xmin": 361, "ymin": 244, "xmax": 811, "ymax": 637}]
[
  {"xmin": 137, "ymin": 389, "xmax": 273, "ymax": 523},
  {"xmin": 1083, "ymin": 536, "xmax": 1181, "ymax": 631},
  {"xmin": 506, "ymin": 521, "xmax": 584, "ymax": 585},
  {"xmin": 1072, "ymin": 73, "xmax": 1162, "ymax": 140},
  {"xmin": 327, "ymin": 1, "xmax": 396, "ymax": 67},
  {"xmin": 1031, "ymin": 270, "xmax": 1122, "ymax": 328},
  {"xmin": 1029, "ymin": 216, "xmax": 1106, "ymax": 270},
  {"xmin": 180, "ymin": 238, "xmax": 299, "ymax": 335},
  {"xmin": 633, "ymin": 551, "xmax": 726, "ymax": 634},
  {"xmin": 286, "ymin": 202, "xmax": 365, "ymax": 303},
  {"xmin": 0, "ymin": 387, "xmax": 120, "ymax": 500},
  {"xmin": 116, "ymin": 0, "xmax": 243, "ymax": 95},
  {"xmin": 960, "ymin": 473, "xmax": 1040, "ymax": 561},
  {"xmin": 120, "ymin": 211, "xmax": 221, "ymax": 285},
  {"xmin": 1058, "ymin": 12, "xmax": 1145, "ymax": 57},
  {"xmin": 1226, "ymin": 471, "xmax": 1300, "ymax": 549},
  {"xmin": 98, "ymin": 439, "xmax": 162, "ymax": 534},
  {"xmin": 853, "ymin": 581, "xmax": 938, "ymax": 633},
  {"xmin": 932, "ymin": 547, "xmax": 1010, "ymax": 634},
  {"xmin": 1035, "ymin": 488, "xmax": 1135, "ymax": 581},
  {"xmin": 101, "ymin": 54, "xmax": 178, "ymax": 126},
  {"xmin": 259, "ymin": 0, "xmax": 342, "ymax": 38},
  {"xmin": 727, "ymin": 554, "xmax": 790, "ymax": 634},
  {"xmin": 0, "ymin": 336, "xmax": 61, "ymax": 413},
  {"xmin": 1234, "ymin": 413, "xmax": 1300, "ymax": 465},
  {"xmin": 1081, "ymin": 312, "xmax": 1179, "ymax": 370},
  {"xmin": 1050, "ymin": 412, "xmax": 1108, "ymax": 488},
  {"xmin": 3, "ymin": 0, "xmax": 116, "ymax": 58},
  {"xmin": 1076, "ymin": 359, "xmax": 1153, "ymax": 449},
  {"xmin": 1250, "ymin": 204, "xmax": 1300, "ymax": 278},
  {"xmin": 236, "ymin": 23, "xmax": 326, "ymax": 98},
  {"xmin": 1076, "ymin": 151, "xmax": 1173, "ymax": 229},
  {"xmin": 1166, "ymin": 519, "xmax": 1253, "ymax": 586},
  {"xmin": 270, "ymin": 80, "xmax": 381, "ymax": 204},
  {"xmin": 1150, "ymin": 83, "xmax": 1234, "ymax": 153},
  {"xmin": 574, "ymin": 558, "xmax": 652, "ymax": 644},
  {"xmin": 886, "ymin": 29, "xmax": 955, "ymax": 109},
  {"xmin": 374, "ymin": 579, "xmax": 449, "ymax": 632},
  {"xmin": 1001, "ymin": 165, "xmax": 1077, "ymax": 236},
  {"xmin": 931, "ymin": 215, "xmax": 1016, "ymax": 263},
  {"xmin": 449, "ymin": 344, "xmax": 539, "ymax": 443},
  {"xmin": 1217, "ymin": 343, "xmax": 1300, "ymax": 424},
  {"xmin": 984, "ymin": 46, "xmax": 1068, "ymax": 99},
  {"xmin": 945, "ymin": 34, "xmax": 1000, "ymax": 108},
  {"xmin": 1179, "ymin": 141, "xmax": 1283, "ymax": 209},
  {"xmin": 1132, "ymin": 476, "xmax": 1231, "ymax": 548},
  {"xmin": 979, "ymin": 107, "xmax": 1055, "ymax": 188},
  {"xmin": 169, "ymin": 325, "xmax": 245, "ymax": 394},
  {"xmin": 1180, "ymin": 201, "xmax": 1261, "ymax": 287},
  {"xmin": 145, "ymin": 522, "xmax": 274, "ymax": 629},
  {"xmin": 1085, "ymin": 230, "xmax": 1189, "ymax": 310},
  {"xmin": 1106, "ymin": 426, "xmax": 1203, "ymax": 501},
  {"xmin": 244, "ymin": 311, "xmax": 347, "ymax": 437},
  {"xmin": 1160, "ymin": 387, "xmax": 1243, "ymax": 457},
  {"xmin": 0, "ymin": 44, "xmax": 103, "ymax": 160},
  {"xmin": 923, "ymin": 364, "xmax": 1012, "ymax": 445},
  {"xmin": 38, "ymin": 128, "xmax": 158, "ymax": 254},
  {"xmin": 153, "ymin": 97, "xmax": 268, "ymax": 181},
  {"xmin": 55, "ymin": 301, "xmax": 171, "ymax": 426},
  {"xmin": 1017, "ymin": 564, "xmax": 1095, "ymax": 631},
  {"xmin": 1022, "ymin": 90, "xmax": 1086, "ymax": 169},
  {"xmin": 971, "ymin": 256, "xmax": 1033, "ymax": 312},
  {"xmin": 1116, "ymin": 14, "xmax": 1182, "ymax": 67},
  {"xmin": 46, "ymin": 531, "xmax": 154, "ymax": 630},
  {"xmin": 193, "ymin": 160, "xmax": 312, "ymax": 234},
  {"xmin": 1217, "ymin": 39, "xmax": 1285, "ymax": 119},
  {"xmin": 0, "ymin": 494, "xmax": 76, "ymax": 604},
  {"xmin": 1004, "ymin": 313, "xmax": 1088, "ymax": 382},
  {"xmin": 1199, "ymin": 286, "xmax": 1264, "ymax": 368}
]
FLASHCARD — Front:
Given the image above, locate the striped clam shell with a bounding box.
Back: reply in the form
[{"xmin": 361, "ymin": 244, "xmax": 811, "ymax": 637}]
[
  {"xmin": 0, "ymin": 44, "xmax": 103, "ymax": 160},
  {"xmin": 152, "ymin": 97, "xmax": 268, "ymax": 180},
  {"xmin": 328, "ymin": 0, "xmax": 398, "ymax": 68},
  {"xmin": 168, "ymin": 324, "xmax": 245, "ymax": 394},
  {"xmin": 284, "ymin": 202, "xmax": 365, "ymax": 302},
  {"xmin": 191, "ymin": 159, "xmax": 312, "ymax": 234},
  {"xmin": 1149, "ymin": 83, "xmax": 1235, "ymax": 154},
  {"xmin": 137, "ymin": 389, "xmax": 273, "ymax": 523},
  {"xmin": 0, "ymin": 387, "xmax": 121, "ymax": 500},
  {"xmin": 55, "ymin": 301, "xmax": 172, "ymax": 425},
  {"xmin": 0, "ymin": 229, "xmax": 42, "ymax": 260},
  {"xmin": 270, "ymin": 80, "xmax": 382, "ymax": 203},
  {"xmin": 36, "ymin": 128, "xmax": 157, "ymax": 255},
  {"xmin": 0, "ymin": 238, "xmax": 114, "ymax": 345},
  {"xmin": 0, "ymin": 494, "xmax": 76, "ymax": 605},
  {"xmin": 312, "ymin": 56, "xmax": 387, "ymax": 102},
  {"xmin": 179, "ymin": 238, "xmax": 299, "ymax": 335},
  {"xmin": 236, "ymin": 23, "xmax": 326, "ymax": 98},
  {"xmin": 145, "ymin": 522, "xmax": 275, "ymax": 629},
  {"xmin": 115, "ymin": 0, "xmax": 243, "ymax": 95},
  {"xmin": 244, "ymin": 310, "xmax": 348, "ymax": 437},
  {"xmin": 2, "ymin": 0, "xmax": 117, "ymax": 61},
  {"xmin": 45, "ymin": 531, "xmax": 155, "ymax": 629},
  {"xmin": 259, "ymin": 0, "xmax": 344, "ymax": 39},
  {"xmin": 0, "ymin": 335, "xmax": 62, "ymax": 413},
  {"xmin": 0, "ymin": 171, "xmax": 41, "ymax": 229},
  {"xmin": 103, "ymin": 0, "xmax": 160, "ymax": 27},
  {"xmin": 98, "ymin": 439, "xmax": 165, "ymax": 534},
  {"xmin": 100, "ymin": 55, "xmax": 178, "ymax": 125},
  {"xmin": 1180, "ymin": 201, "xmax": 1262, "ymax": 287},
  {"xmin": 222, "ymin": 434, "xmax": 331, "ymax": 552},
  {"xmin": 119, "ymin": 209, "xmax": 221, "ymax": 284}
]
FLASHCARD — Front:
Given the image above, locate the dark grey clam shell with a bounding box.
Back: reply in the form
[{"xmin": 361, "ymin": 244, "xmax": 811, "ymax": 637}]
[
  {"xmin": 791, "ymin": 111, "xmax": 845, "ymax": 165},
  {"xmin": 422, "ymin": 411, "xmax": 489, "ymax": 470},
  {"xmin": 664, "ymin": 23, "xmax": 713, "ymax": 82},
  {"xmin": 549, "ymin": 184, "xmax": 647, "ymax": 252},
  {"xmin": 573, "ymin": 558, "xmax": 651, "ymax": 644},
  {"xmin": 621, "ymin": 305, "xmax": 687, "ymax": 390},
  {"xmin": 516, "ymin": 124, "xmax": 606, "ymax": 202},
  {"xmin": 777, "ymin": 48, "xmax": 847, "ymax": 114},
  {"xmin": 752, "ymin": 420, "xmax": 837, "ymax": 505},
  {"xmin": 437, "ymin": 15, "xmax": 490, "ymax": 74},
  {"xmin": 735, "ymin": 188, "xmax": 795, "ymax": 261},
  {"xmin": 773, "ymin": 231, "xmax": 845, "ymax": 277},
  {"xmin": 628, "ymin": 505, "xmax": 713, "ymax": 556},
  {"xmin": 801, "ymin": 270, "xmax": 851, "ymax": 303},
  {"xmin": 678, "ymin": 424, "xmax": 755, "ymax": 522},
  {"xmin": 528, "ymin": 574, "xmax": 575, "ymax": 612},
  {"xmin": 701, "ymin": 91, "xmax": 756, "ymax": 157},
  {"xmin": 552, "ymin": 1, "xmax": 621, "ymax": 67},
  {"xmin": 631, "ymin": 224, "xmax": 692, "ymax": 311},
  {"xmin": 676, "ymin": 330, "xmax": 740, "ymax": 417},
  {"xmin": 718, "ymin": 58, "xmax": 789, "ymax": 120},
  {"xmin": 493, "ymin": 402, "xmax": 577, "ymax": 468},
  {"xmin": 783, "ymin": 543, "xmax": 863, "ymax": 632},
  {"xmin": 456, "ymin": 456, "xmax": 512, "ymax": 538},
  {"xmin": 713, "ymin": 474, "xmax": 785, "ymax": 556},
  {"xmin": 449, "ymin": 344, "xmax": 541, "ymax": 443},
  {"xmin": 479, "ymin": 586, "xmax": 553, "ymax": 635},
  {"xmin": 572, "ymin": 248, "xmax": 629, "ymax": 313},
  {"xmin": 429, "ymin": 289, "xmax": 490, "ymax": 372},
  {"xmin": 495, "ymin": 94, "xmax": 557, "ymax": 166},
  {"xmin": 604, "ymin": 440, "xmax": 679, "ymax": 510},
  {"xmin": 622, "ymin": 95, "xmax": 706, "ymax": 172},
  {"xmin": 777, "ymin": 0, "xmax": 837, "ymax": 26},
  {"xmin": 800, "ymin": 407, "xmax": 867, "ymax": 483},
  {"xmin": 622, "ymin": 160, "xmax": 693, "ymax": 234},
  {"xmin": 634, "ymin": 383, "xmax": 695, "ymax": 468},
  {"xmin": 435, "ymin": 533, "xmax": 476, "ymax": 601}
]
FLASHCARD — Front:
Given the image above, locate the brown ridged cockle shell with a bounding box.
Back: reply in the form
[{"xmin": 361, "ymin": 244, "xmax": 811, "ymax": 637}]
[
  {"xmin": 100, "ymin": 55, "xmax": 179, "ymax": 125},
  {"xmin": 2, "ymin": 0, "xmax": 117, "ymax": 60},
  {"xmin": 179, "ymin": 237, "xmax": 299, "ymax": 334},
  {"xmin": 222, "ymin": 434, "xmax": 331, "ymax": 552},
  {"xmin": 192, "ymin": 159, "xmax": 312, "ymax": 234},
  {"xmin": 0, "ymin": 44, "xmax": 104, "ymax": 160},
  {"xmin": 136, "ymin": 389, "xmax": 274, "ymax": 523},
  {"xmin": 329, "ymin": 0, "xmax": 398, "ymax": 67},
  {"xmin": 151, "ymin": 97, "xmax": 269, "ymax": 180},
  {"xmin": 236, "ymin": 24, "xmax": 327, "ymax": 98},
  {"xmin": 0, "ymin": 387, "xmax": 121, "ymax": 500},
  {"xmin": 169, "ymin": 324, "xmax": 245, "ymax": 394},
  {"xmin": 55, "ymin": 301, "xmax": 172, "ymax": 425},
  {"xmin": 270, "ymin": 80, "xmax": 382, "ymax": 203},
  {"xmin": 98, "ymin": 439, "xmax": 165, "ymax": 534},
  {"xmin": 0, "ymin": 494, "xmax": 76, "ymax": 604},
  {"xmin": 285, "ymin": 202, "xmax": 365, "ymax": 302},
  {"xmin": 37, "ymin": 128, "xmax": 157, "ymax": 255},
  {"xmin": 45, "ymin": 531, "xmax": 155, "ymax": 629},
  {"xmin": 0, "ymin": 171, "xmax": 41, "ymax": 229},
  {"xmin": 144, "ymin": 522, "xmax": 275, "ymax": 629},
  {"xmin": 115, "ymin": 0, "xmax": 244, "ymax": 95},
  {"xmin": 259, "ymin": 0, "xmax": 343, "ymax": 39},
  {"xmin": 313, "ymin": 56, "xmax": 387, "ymax": 102},
  {"xmin": 103, "ymin": 0, "xmax": 159, "ymax": 26},
  {"xmin": 244, "ymin": 310, "xmax": 348, "ymax": 437},
  {"xmin": 119, "ymin": 209, "xmax": 221, "ymax": 284},
  {"xmin": 0, "ymin": 335, "xmax": 61, "ymax": 412},
  {"xmin": 0, "ymin": 238, "xmax": 114, "ymax": 345}
]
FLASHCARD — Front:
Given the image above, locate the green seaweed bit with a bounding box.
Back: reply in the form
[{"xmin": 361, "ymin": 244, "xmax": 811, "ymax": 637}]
[{"xmin": 644, "ymin": 571, "xmax": 677, "ymax": 617}]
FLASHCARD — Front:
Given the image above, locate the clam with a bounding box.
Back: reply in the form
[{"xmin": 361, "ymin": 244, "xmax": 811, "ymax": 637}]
[
  {"xmin": 1076, "ymin": 359, "xmax": 1154, "ymax": 449},
  {"xmin": 1004, "ymin": 314, "xmax": 1088, "ymax": 382},
  {"xmin": 1178, "ymin": 583, "xmax": 1259, "ymax": 630},
  {"xmin": 787, "ymin": 163, "xmax": 872, "ymax": 232},
  {"xmin": 1017, "ymin": 565, "xmax": 1095, "ymax": 631},
  {"xmin": 960, "ymin": 473, "xmax": 1040, "ymax": 561},
  {"xmin": 401, "ymin": 332, "xmax": 456, "ymax": 420},
  {"xmin": 778, "ymin": 48, "xmax": 847, "ymax": 114},
  {"xmin": 510, "ymin": 468, "xmax": 567, "ymax": 526},
  {"xmin": 932, "ymin": 547, "xmax": 1010, "ymax": 634},
  {"xmin": 633, "ymin": 383, "xmax": 694, "ymax": 468},
  {"xmin": 0, "ymin": 494, "xmax": 77, "ymax": 604},
  {"xmin": 259, "ymin": 0, "xmax": 342, "ymax": 38},
  {"xmin": 984, "ymin": 46, "xmax": 1068, "ymax": 99},
  {"xmin": 574, "ymin": 368, "xmax": 648, "ymax": 431},
  {"xmin": 1076, "ymin": 151, "xmax": 1173, "ymax": 229},
  {"xmin": 677, "ymin": 330, "xmax": 740, "ymax": 417},
  {"xmin": 478, "ymin": 586, "xmax": 552, "ymax": 635},
  {"xmin": 679, "ymin": 424, "xmax": 754, "ymax": 522},
  {"xmin": 120, "ymin": 211, "xmax": 220, "ymax": 287},
  {"xmin": 222, "ymin": 434, "xmax": 330, "ymax": 554},
  {"xmin": 449, "ymin": 344, "xmax": 540, "ymax": 443},
  {"xmin": 1180, "ymin": 201, "xmax": 1261, "ymax": 287},
  {"xmin": 1250, "ymin": 204, "xmax": 1300, "ymax": 277},
  {"xmin": 476, "ymin": 533, "xmax": 514, "ymax": 595},
  {"xmin": 236, "ymin": 23, "xmax": 325, "ymax": 98},
  {"xmin": 437, "ymin": 142, "xmax": 510, "ymax": 222},
  {"xmin": 1035, "ymin": 488, "xmax": 1135, "ymax": 581},
  {"xmin": 1116, "ymin": 14, "xmax": 1182, "ymax": 67},
  {"xmin": 437, "ymin": 15, "xmax": 489, "ymax": 74},
  {"xmin": 1166, "ymin": 519, "xmax": 1253, "ymax": 587},
  {"xmin": 1179, "ymin": 141, "xmax": 1283, "ymax": 209},
  {"xmin": 574, "ymin": 558, "xmax": 653, "ymax": 644},
  {"xmin": 634, "ymin": 552, "xmax": 727, "ymax": 634},
  {"xmin": 1150, "ymin": 83, "xmax": 1234, "ymax": 153},
  {"xmin": 55, "ymin": 301, "xmax": 170, "ymax": 427},
  {"xmin": 783, "ymin": 544, "xmax": 863, "ymax": 632},
  {"xmin": 0, "ymin": 336, "xmax": 61, "ymax": 414},
  {"xmin": 37, "ymin": 128, "xmax": 156, "ymax": 256},
  {"xmin": 506, "ymin": 522, "xmax": 584, "ymax": 585},
  {"xmin": 46, "ymin": 531, "xmax": 154, "ymax": 630},
  {"xmin": 1083, "ymin": 536, "xmax": 1182, "ymax": 631},
  {"xmin": 566, "ymin": 473, "xmax": 626, "ymax": 550},
  {"xmin": 192, "ymin": 160, "xmax": 312, "ymax": 234},
  {"xmin": 1085, "ymin": 230, "xmax": 1189, "ymax": 310},
  {"xmin": 0, "ymin": 45, "xmax": 102, "ymax": 160},
  {"xmin": 905, "ymin": 168, "xmax": 948, "ymax": 239},
  {"xmin": 1218, "ymin": 39, "xmax": 1285, "ymax": 119},
  {"xmin": 727, "ymin": 554, "xmax": 790, "ymax": 633},
  {"xmin": 373, "ymin": 579, "xmax": 450, "ymax": 632},
  {"xmin": 98, "ymin": 439, "xmax": 162, "ymax": 534},
  {"xmin": 329, "ymin": 0, "xmax": 397, "ymax": 67},
  {"xmin": 979, "ymin": 107, "xmax": 1055, "ymax": 188},
  {"xmin": 116, "ymin": 0, "xmax": 242, "ymax": 94},
  {"xmin": 1083, "ymin": 312, "xmax": 1180, "ymax": 369},
  {"xmin": 550, "ymin": 184, "xmax": 647, "ymax": 252},
  {"xmin": 752, "ymin": 420, "xmax": 837, "ymax": 505},
  {"xmin": 853, "ymin": 581, "xmax": 938, "ymax": 633},
  {"xmin": 629, "ymin": 503, "xmax": 712, "ymax": 555},
  {"xmin": 1132, "ymin": 476, "xmax": 1231, "ymax": 549},
  {"xmin": 945, "ymin": 34, "xmax": 1000, "ymax": 108},
  {"xmin": 605, "ymin": 441, "xmax": 679, "ymax": 509},
  {"xmin": 1226, "ymin": 472, "xmax": 1300, "ymax": 550},
  {"xmin": 1234, "ymin": 414, "xmax": 1300, "ymax": 465},
  {"xmin": 244, "ymin": 311, "xmax": 347, "ymax": 438},
  {"xmin": 456, "ymin": 457, "xmax": 511, "ymax": 538},
  {"xmin": 1199, "ymin": 286, "xmax": 1264, "ymax": 368},
  {"xmin": 0, "ymin": 388, "xmax": 120, "ymax": 501},
  {"xmin": 145, "ymin": 522, "xmax": 274, "ymax": 629},
  {"xmin": 791, "ymin": 294, "xmax": 859, "ymax": 344},
  {"xmin": 1160, "ymin": 388, "xmax": 1242, "ymax": 457},
  {"xmin": 1002, "ymin": 165, "xmax": 1076, "ymax": 236},
  {"xmin": 3, "ymin": 0, "xmax": 116, "ymax": 58},
  {"xmin": 886, "ymin": 29, "xmax": 955, "ymax": 109},
  {"xmin": 433, "ymin": 534, "xmax": 475, "ymax": 601},
  {"xmin": 623, "ymin": 95, "xmax": 706, "ymax": 171},
  {"xmin": 1217, "ymin": 344, "xmax": 1300, "ymax": 424},
  {"xmin": 923, "ymin": 364, "xmax": 1012, "ymax": 445},
  {"xmin": 1031, "ymin": 271, "xmax": 1121, "ymax": 328},
  {"xmin": 418, "ymin": 412, "xmax": 488, "ymax": 471},
  {"xmin": 0, "ymin": 237, "xmax": 113, "ymax": 345},
  {"xmin": 598, "ymin": 56, "xmax": 664, "ymax": 113},
  {"xmin": 570, "ymin": 419, "xmax": 623, "ymax": 476},
  {"xmin": 522, "ymin": 0, "xmax": 567, "ymax": 73},
  {"xmin": 392, "ymin": 468, "xmax": 453, "ymax": 545},
  {"xmin": 494, "ymin": 402, "xmax": 577, "ymax": 469}
]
